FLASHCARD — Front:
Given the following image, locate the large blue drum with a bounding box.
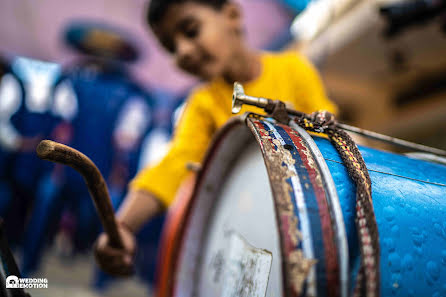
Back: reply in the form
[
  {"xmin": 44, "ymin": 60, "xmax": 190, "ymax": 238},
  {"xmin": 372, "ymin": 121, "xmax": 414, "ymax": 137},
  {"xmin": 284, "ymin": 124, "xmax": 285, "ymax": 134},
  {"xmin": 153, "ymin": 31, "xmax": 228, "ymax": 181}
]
[{"xmin": 159, "ymin": 115, "xmax": 446, "ymax": 297}]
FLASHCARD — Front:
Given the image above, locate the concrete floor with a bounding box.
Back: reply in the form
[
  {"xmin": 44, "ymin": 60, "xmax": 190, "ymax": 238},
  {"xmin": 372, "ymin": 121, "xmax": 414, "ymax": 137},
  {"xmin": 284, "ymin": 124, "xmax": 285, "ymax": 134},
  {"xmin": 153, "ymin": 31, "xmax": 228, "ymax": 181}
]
[{"xmin": 22, "ymin": 249, "xmax": 151, "ymax": 297}]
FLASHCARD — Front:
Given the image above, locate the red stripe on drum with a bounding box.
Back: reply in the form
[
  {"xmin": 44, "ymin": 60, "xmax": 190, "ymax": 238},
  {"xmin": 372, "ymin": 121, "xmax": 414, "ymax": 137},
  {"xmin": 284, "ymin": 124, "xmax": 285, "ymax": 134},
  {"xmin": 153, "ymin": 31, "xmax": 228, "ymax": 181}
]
[{"xmin": 281, "ymin": 124, "xmax": 340, "ymax": 297}]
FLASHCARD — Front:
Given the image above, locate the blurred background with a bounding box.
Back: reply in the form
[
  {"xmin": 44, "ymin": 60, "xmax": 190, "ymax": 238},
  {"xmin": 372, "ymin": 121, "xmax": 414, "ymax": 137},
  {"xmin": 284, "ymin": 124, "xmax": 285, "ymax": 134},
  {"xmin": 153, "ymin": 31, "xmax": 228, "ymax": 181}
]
[{"xmin": 0, "ymin": 0, "xmax": 445, "ymax": 296}]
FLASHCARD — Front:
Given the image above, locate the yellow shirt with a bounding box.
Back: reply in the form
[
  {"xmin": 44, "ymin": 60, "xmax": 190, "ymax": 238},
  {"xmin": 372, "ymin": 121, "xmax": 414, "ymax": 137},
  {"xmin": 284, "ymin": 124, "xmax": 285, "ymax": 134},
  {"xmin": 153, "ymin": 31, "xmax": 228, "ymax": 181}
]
[{"xmin": 130, "ymin": 51, "xmax": 337, "ymax": 206}]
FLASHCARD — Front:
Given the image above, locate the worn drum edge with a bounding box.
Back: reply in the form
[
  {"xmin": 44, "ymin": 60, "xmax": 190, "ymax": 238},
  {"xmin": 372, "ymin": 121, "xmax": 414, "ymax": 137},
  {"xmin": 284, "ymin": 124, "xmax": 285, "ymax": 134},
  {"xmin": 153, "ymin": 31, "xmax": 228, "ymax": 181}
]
[
  {"xmin": 247, "ymin": 116, "xmax": 346, "ymax": 297},
  {"xmin": 290, "ymin": 122, "xmax": 349, "ymax": 297}
]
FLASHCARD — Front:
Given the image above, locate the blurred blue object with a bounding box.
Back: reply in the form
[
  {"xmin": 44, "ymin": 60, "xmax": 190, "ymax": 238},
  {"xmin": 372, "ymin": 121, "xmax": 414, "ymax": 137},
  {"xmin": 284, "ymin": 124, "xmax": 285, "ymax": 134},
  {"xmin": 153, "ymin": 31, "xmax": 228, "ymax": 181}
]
[
  {"xmin": 21, "ymin": 57, "xmax": 156, "ymax": 276},
  {"xmin": 10, "ymin": 57, "xmax": 61, "ymax": 193},
  {"xmin": 138, "ymin": 91, "xmax": 187, "ymax": 171},
  {"xmin": 281, "ymin": 0, "xmax": 312, "ymax": 12},
  {"xmin": 0, "ymin": 58, "xmax": 17, "ymax": 218},
  {"xmin": 21, "ymin": 172, "xmax": 64, "ymax": 276},
  {"xmin": 0, "ymin": 56, "xmax": 61, "ymax": 246}
]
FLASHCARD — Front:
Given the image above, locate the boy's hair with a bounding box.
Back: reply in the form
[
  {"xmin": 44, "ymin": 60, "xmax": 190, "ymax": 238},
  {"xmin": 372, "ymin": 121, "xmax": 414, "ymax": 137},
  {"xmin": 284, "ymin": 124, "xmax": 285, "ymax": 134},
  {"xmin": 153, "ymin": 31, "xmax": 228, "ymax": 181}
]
[{"xmin": 147, "ymin": 0, "xmax": 228, "ymax": 28}]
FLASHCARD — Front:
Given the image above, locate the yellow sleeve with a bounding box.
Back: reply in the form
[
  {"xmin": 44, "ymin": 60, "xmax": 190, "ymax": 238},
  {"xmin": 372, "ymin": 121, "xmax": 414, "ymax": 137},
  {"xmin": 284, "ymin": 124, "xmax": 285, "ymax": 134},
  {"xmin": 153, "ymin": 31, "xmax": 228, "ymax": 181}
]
[
  {"xmin": 287, "ymin": 52, "xmax": 338, "ymax": 115},
  {"xmin": 129, "ymin": 89, "xmax": 215, "ymax": 207}
]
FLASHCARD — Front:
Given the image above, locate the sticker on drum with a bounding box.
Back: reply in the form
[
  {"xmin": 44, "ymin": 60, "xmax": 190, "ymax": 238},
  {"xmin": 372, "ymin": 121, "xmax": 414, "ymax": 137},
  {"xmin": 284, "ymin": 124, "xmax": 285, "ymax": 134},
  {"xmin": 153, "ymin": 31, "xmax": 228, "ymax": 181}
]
[{"xmin": 212, "ymin": 230, "xmax": 273, "ymax": 297}]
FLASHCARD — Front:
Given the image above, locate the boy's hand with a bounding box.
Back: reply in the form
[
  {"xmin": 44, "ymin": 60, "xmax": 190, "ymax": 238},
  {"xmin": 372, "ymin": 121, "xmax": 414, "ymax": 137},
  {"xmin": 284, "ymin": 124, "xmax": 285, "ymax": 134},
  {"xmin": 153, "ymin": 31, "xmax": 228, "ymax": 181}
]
[{"xmin": 93, "ymin": 222, "xmax": 136, "ymax": 277}]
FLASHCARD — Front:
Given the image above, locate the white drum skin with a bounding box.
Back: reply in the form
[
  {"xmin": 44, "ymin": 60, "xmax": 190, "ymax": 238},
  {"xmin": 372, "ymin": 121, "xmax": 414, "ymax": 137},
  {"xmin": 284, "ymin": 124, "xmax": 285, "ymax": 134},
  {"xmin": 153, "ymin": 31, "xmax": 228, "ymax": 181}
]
[
  {"xmin": 197, "ymin": 142, "xmax": 283, "ymax": 297},
  {"xmin": 172, "ymin": 122, "xmax": 285, "ymax": 297}
]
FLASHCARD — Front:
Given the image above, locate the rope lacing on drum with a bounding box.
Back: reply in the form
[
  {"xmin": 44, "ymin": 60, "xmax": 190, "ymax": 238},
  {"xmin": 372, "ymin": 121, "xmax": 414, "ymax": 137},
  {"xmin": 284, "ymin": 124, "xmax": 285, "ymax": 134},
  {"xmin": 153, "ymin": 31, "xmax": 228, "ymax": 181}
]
[{"xmin": 295, "ymin": 110, "xmax": 380, "ymax": 297}]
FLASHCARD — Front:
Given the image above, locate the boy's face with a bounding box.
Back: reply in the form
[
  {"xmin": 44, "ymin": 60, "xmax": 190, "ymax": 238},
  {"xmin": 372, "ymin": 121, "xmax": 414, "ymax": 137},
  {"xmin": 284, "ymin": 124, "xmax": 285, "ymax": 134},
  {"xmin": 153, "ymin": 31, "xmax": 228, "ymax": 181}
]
[{"xmin": 153, "ymin": 2, "xmax": 242, "ymax": 80}]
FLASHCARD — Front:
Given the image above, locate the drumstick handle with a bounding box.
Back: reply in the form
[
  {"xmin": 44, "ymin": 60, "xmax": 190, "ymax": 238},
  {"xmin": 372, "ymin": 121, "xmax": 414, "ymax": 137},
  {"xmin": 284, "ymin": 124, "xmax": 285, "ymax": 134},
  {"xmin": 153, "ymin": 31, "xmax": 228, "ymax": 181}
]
[{"xmin": 36, "ymin": 140, "xmax": 124, "ymax": 249}]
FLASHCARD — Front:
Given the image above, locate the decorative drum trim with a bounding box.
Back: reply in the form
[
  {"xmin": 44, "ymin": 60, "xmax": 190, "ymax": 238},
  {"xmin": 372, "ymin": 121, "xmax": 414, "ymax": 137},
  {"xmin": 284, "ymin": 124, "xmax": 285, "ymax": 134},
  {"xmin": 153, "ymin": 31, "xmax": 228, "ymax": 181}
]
[
  {"xmin": 290, "ymin": 122, "xmax": 349, "ymax": 297},
  {"xmin": 247, "ymin": 117, "xmax": 344, "ymax": 297}
]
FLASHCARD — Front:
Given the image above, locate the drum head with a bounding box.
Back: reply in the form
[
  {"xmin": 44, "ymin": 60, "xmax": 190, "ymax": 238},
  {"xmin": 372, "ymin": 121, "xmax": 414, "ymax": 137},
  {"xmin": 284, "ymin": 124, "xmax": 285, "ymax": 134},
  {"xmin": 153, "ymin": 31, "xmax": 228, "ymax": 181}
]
[
  {"xmin": 172, "ymin": 119, "xmax": 284, "ymax": 297},
  {"xmin": 196, "ymin": 141, "xmax": 282, "ymax": 296}
]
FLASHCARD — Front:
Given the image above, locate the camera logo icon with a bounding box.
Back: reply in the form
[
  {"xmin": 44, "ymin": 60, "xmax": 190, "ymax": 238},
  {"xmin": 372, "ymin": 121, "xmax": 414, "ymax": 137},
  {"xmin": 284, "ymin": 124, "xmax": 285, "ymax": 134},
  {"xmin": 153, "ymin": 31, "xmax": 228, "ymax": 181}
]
[{"xmin": 6, "ymin": 275, "xmax": 19, "ymax": 288}]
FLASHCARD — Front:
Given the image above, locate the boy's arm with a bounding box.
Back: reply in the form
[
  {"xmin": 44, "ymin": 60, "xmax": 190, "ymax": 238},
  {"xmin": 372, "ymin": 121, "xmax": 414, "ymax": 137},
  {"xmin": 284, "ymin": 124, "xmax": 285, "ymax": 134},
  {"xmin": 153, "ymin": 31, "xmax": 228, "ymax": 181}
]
[{"xmin": 116, "ymin": 189, "xmax": 163, "ymax": 233}]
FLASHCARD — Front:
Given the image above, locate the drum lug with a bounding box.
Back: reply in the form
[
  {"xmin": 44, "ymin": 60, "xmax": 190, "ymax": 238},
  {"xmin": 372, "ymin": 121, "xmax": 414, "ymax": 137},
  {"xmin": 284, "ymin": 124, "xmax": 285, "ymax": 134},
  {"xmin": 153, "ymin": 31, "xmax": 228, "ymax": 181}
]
[{"xmin": 268, "ymin": 100, "xmax": 291, "ymax": 124}]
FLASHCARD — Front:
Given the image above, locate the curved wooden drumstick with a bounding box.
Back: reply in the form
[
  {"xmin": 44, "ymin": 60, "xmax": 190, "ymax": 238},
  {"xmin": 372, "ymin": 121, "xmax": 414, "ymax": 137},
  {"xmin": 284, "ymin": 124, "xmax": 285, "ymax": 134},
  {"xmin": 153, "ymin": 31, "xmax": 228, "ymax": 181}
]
[{"xmin": 36, "ymin": 140, "xmax": 124, "ymax": 249}]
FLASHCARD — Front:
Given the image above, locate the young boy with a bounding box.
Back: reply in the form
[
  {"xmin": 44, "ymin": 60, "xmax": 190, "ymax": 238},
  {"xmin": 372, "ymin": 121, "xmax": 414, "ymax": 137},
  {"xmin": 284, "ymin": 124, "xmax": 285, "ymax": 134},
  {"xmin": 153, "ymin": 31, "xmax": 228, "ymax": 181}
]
[{"xmin": 94, "ymin": 0, "xmax": 337, "ymax": 276}]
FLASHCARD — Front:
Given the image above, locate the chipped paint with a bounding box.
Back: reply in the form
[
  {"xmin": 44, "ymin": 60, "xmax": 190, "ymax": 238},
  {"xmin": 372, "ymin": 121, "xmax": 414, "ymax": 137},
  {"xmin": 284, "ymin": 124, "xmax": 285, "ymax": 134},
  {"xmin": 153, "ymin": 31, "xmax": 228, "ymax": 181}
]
[
  {"xmin": 283, "ymin": 124, "xmax": 341, "ymax": 297},
  {"xmin": 248, "ymin": 118, "xmax": 317, "ymax": 296}
]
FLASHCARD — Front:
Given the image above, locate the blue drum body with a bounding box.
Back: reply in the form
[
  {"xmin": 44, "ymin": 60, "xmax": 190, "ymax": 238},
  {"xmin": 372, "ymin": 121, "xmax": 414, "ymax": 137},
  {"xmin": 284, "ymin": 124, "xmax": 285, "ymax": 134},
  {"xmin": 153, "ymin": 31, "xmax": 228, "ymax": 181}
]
[{"xmin": 316, "ymin": 136, "xmax": 446, "ymax": 297}]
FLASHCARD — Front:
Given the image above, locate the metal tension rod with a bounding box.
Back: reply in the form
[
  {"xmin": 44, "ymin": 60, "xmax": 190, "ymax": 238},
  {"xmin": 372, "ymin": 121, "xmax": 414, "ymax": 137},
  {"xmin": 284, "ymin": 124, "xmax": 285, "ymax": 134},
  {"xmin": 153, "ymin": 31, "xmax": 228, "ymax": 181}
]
[{"xmin": 232, "ymin": 82, "xmax": 446, "ymax": 157}]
